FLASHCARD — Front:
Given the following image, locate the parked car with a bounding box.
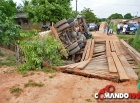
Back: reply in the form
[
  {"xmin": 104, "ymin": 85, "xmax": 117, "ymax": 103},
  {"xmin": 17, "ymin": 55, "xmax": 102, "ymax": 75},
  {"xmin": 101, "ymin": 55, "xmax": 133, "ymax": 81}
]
[
  {"xmin": 126, "ymin": 23, "xmax": 137, "ymax": 34},
  {"xmin": 89, "ymin": 23, "xmax": 95, "ymax": 31}
]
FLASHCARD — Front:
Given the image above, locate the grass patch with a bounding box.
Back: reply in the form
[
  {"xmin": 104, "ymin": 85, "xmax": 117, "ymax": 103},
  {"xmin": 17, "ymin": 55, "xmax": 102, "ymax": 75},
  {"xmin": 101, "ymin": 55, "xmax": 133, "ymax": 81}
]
[
  {"xmin": 85, "ymin": 99, "xmax": 92, "ymax": 102},
  {"xmin": 49, "ymin": 74, "xmax": 56, "ymax": 78},
  {"xmin": 117, "ymin": 35, "xmax": 134, "ymax": 40},
  {"xmin": 0, "ymin": 61, "xmax": 16, "ymax": 67},
  {"xmin": 10, "ymin": 85, "xmax": 22, "ymax": 96},
  {"xmin": 0, "ymin": 50, "xmax": 4, "ymax": 57},
  {"xmin": 24, "ymin": 80, "xmax": 44, "ymax": 88},
  {"xmin": 43, "ymin": 67, "xmax": 55, "ymax": 73},
  {"xmin": 22, "ymin": 71, "xmax": 29, "ymax": 77}
]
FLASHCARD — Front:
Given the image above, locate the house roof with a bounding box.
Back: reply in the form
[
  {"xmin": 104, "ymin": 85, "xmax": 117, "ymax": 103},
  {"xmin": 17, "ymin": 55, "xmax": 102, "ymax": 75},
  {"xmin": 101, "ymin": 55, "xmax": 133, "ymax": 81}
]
[
  {"xmin": 130, "ymin": 16, "xmax": 140, "ymax": 20},
  {"xmin": 15, "ymin": 13, "xmax": 28, "ymax": 19}
]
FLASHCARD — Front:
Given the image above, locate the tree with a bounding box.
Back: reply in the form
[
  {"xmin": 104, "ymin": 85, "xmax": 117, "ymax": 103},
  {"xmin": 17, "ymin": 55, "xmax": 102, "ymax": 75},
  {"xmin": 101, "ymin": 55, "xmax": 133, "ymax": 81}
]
[
  {"xmin": 0, "ymin": 11, "xmax": 21, "ymax": 44},
  {"xmin": 80, "ymin": 8, "xmax": 96, "ymax": 22},
  {"xmin": 108, "ymin": 13, "xmax": 123, "ymax": 19},
  {"xmin": 16, "ymin": 0, "xmax": 30, "ymax": 13},
  {"xmin": 25, "ymin": 0, "xmax": 72, "ymax": 22},
  {"xmin": 124, "ymin": 13, "xmax": 132, "ymax": 19},
  {"xmin": 0, "ymin": 0, "xmax": 16, "ymax": 17}
]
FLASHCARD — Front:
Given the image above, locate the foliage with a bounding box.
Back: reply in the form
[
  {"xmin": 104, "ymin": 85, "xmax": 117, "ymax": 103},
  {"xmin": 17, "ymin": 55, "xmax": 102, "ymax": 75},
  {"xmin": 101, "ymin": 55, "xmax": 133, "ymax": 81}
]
[
  {"xmin": 16, "ymin": 0, "xmax": 29, "ymax": 13},
  {"xmin": 0, "ymin": 0, "xmax": 17, "ymax": 17},
  {"xmin": 0, "ymin": 11, "xmax": 21, "ymax": 44},
  {"xmin": 108, "ymin": 13, "xmax": 123, "ymax": 19},
  {"xmin": 18, "ymin": 36, "xmax": 64, "ymax": 71},
  {"xmin": 124, "ymin": 13, "xmax": 133, "ymax": 19},
  {"xmin": 112, "ymin": 22, "xmax": 118, "ymax": 32},
  {"xmin": 25, "ymin": 0, "xmax": 72, "ymax": 22},
  {"xmin": 131, "ymin": 29, "xmax": 140, "ymax": 52},
  {"xmin": 80, "ymin": 8, "xmax": 96, "ymax": 22}
]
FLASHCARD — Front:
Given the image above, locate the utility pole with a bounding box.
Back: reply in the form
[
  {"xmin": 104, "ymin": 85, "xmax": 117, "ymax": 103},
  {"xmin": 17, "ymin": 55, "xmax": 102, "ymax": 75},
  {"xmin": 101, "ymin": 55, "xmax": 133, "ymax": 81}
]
[{"xmin": 76, "ymin": 0, "xmax": 78, "ymax": 17}]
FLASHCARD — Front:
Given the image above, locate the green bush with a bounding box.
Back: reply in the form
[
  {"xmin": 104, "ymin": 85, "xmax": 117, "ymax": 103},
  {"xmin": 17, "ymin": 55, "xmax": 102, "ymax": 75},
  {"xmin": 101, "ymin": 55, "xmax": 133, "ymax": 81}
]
[
  {"xmin": 131, "ymin": 29, "xmax": 140, "ymax": 52},
  {"xmin": 18, "ymin": 36, "xmax": 64, "ymax": 71}
]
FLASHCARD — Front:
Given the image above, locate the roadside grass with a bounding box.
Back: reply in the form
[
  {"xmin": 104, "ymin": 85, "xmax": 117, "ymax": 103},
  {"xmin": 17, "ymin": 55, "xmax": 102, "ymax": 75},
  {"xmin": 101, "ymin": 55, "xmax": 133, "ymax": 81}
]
[
  {"xmin": 117, "ymin": 35, "xmax": 135, "ymax": 40},
  {"xmin": 24, "ymin": 80, "xmax": 44, "ymax": 88},
  {"xmin": 0, "ymin": 61, "xmax": 16, "ymax": 67},
  {"xmin": 43, "ymin": 67, "xmax": 57, "ymax": 78},
  {"xmin": 0, "ymin": 50, "xmax": 4, "ymax": 57},
  {"xmin": 0, "ymin": 50, "xmax": 16, "ymax": 67}
]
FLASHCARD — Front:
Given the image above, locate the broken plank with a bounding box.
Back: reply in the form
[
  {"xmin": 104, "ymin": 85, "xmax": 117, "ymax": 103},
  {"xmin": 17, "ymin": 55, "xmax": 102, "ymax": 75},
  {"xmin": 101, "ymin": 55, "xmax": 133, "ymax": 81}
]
[
  {"xmin": 76, "ymin": 58, "xmax": 91, "ymax": 70},
  {"xmin": 110, "ymin": 41, "xmax": 115, "ymax": 52},
  {"xmin": 113, "ymin": 41, "xmax": 121, "ymax": 56},
  {"xmin": 107, "ymin": 57, "xmax": 117, "ymax": 73},
  {"xmin": 106, "ymin": 40, "xmax": 111, "ymax": 57},
  {"xmin": 84, "ymin": 39, "xmax": 92, "ymax": 60},
  {"xmin": 118, "ymin": 55, "xmax": 138, "ymax": 80},
  {"xmin": 111, "ymin": 52, "xmax": 129, "ymax": 80},
  {"xmin": 89, "ymin": 39, "xmax": 95, "ymax": 58},
  {"xmin": 81, "ymin": 40, "xmax": 89, "ymax": 61}
]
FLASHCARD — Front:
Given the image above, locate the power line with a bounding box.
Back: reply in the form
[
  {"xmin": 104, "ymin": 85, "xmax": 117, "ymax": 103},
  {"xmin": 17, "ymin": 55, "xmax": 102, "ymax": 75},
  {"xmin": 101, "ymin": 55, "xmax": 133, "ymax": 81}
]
[{"xmin": 88, "ymin": 0, "xmax": 140, "ymax": 6}]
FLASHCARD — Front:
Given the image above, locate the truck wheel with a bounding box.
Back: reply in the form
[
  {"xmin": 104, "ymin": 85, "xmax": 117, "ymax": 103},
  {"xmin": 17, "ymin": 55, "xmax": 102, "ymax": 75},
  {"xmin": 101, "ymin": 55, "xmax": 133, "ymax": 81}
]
[
  {"xmin": 67, "ymin": 42, "xmax": 78, "ymax": 51},
  {"xmin": 67, "ymin": 18, "xmax": 75, "ymax": 24},
  {"xmin": 54, "ymin": 19, "xmax": 67, "ymax": 28},
  {"xmin": 77, "ymin": 39, "xmax": 83, "ymax": 44},
  {"xmin": 68, "ymin": 22, "xmax": 75, "ymax": 28},
  {"xmin": 81, "ymin": 34, "xmax": 86, "ymax": 40},
  {"xmin": 57, "ymin": 23, "xmax": 69, "ymax": 32},
  {"xmin": 78, "ymin": 42, "xmax": 84, "ymax": 49},
  {"xmin": 69, "ymin": 46, "xmax": 80, "ymax": 55}
]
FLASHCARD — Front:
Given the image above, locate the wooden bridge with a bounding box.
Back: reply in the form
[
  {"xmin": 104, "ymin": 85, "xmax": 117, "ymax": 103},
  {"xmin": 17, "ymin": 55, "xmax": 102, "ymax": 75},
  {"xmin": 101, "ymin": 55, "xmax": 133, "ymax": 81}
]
[{"xmin": 56, "ymin": 23, "xmax": 140, "ymax": 82}]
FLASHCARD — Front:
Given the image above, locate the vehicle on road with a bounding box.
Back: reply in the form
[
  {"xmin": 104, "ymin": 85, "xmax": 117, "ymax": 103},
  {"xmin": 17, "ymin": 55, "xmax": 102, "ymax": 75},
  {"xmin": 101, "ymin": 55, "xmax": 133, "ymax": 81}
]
[
  {"xmin": 126, "ymin": 23, "xmax": 137, "ymax": 34},
  {"xmin": 89, "ymin": 23, "xmax": 95, "ymax": 31}
]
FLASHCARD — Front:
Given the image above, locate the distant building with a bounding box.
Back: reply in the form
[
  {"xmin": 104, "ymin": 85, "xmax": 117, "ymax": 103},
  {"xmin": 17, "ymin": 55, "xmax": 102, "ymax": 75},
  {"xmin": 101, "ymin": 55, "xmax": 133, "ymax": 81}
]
[
  {"xmin": 129, "ymin": 16, "xmax": 140, "ymax": 23},
  {"xmin": 110, "ymin": 19, "xmax": 128, "ymax": 23},
  {"xmin": 15, "ymin": 13, "xmax": 50, "ymax": 30}
]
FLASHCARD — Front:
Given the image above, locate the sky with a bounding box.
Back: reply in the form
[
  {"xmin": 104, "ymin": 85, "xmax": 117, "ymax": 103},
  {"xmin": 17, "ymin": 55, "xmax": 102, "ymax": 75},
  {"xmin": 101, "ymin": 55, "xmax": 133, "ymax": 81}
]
[{"xmin": 13, "ymin": 0, "xmax": 140, "ymax": 18}]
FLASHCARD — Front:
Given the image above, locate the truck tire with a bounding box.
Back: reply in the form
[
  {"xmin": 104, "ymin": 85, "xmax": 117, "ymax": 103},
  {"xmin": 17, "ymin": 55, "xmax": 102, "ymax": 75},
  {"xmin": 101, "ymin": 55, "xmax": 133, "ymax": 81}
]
[
  {"xmin": 54, "ymin": 19, "xmax": 67, "ymax": 28},
  {"xmin": 78, "ymin": 42, "xmax": 84, "ymax": 49},
  {"xmin": 68, "ymin": 22, "xmax": 75, "ymax": 28},
  {"xmin": 69, "ymin": 46, "xmax": 80, "ymax": 55},
  {"xmin": 57, "ymin": 23, "xmax": 69, "ymax": 32},
  {"xmin": 77, "ymin": 39, "xmax": 83, "ymax": 44},
  {"xmin": 67, "ymin": 42, "xmax": 78, "ymax": 51},
  {"xmin": 71, "ymin": 31, "xmax": 77, "ymax": 38},
  {"xmin": 81, "ymin": 34, "xmax": 86, "ymax": 40},
  {"xmin": 67, "ymin": 18, "xmax": 75, "ymax": 24}
]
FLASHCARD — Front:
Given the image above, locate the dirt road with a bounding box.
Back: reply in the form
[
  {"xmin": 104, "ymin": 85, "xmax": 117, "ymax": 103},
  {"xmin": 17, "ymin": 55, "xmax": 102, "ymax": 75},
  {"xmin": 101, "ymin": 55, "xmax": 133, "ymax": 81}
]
[{"xmin": 0, "ymin": 28, "xmax": 139, "ymax": 103}]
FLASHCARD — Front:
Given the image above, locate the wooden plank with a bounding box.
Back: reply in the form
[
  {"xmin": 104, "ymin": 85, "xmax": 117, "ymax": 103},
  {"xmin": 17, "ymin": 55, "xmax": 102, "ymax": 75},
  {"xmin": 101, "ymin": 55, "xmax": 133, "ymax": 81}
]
[
  {"xmin": 111, "ymin": 52, "xmax": 129, "ymax": 80},
  {"xmin": 89, "ymin": 39, "xmax": 94, "ymax": 58},
  {"xmin": 118, "ymin": 55, "xmax": 138, "ymax": 80},
  {"xmin": 121, "ymin": 39, "xmax": 140, "ymax": 58},
  {"xmin": 76, "ymin": 59, "xmax": 91, "ymax": 70},
  {"xmin": 50, "ymin": 26, "xmax": 68, "ymax": 58},
  {"xmin": 63, "ymin": 69, "xmax": 119, "ymax": 82},
  {"xmin": 81, "ymin": 40, "xmax": 89, "ymax": 61},
  {"xmin": 128, "ymin": 48, "xmax": 140, "ymax": 64},
  {"xmin": 85, "ymin": 39, "xmax": 92, "ymax": 60},
  {"xmin": 109, "ymin": 41, "xmax": 115, "ymax": 52},
  {"xmin": 106, "ymin": 40, "xmax": 111, "ymax": 57},
  {"xmin": 107, "ymin": 57, "xmax": 117, "ymax": 73},
  {"xmin": 113, "ymin": 41, "xmax": 121, "ymax": 56},
  {"xmin": 67, "ymin": 62, "xmax": 82, "ymax": 69}
]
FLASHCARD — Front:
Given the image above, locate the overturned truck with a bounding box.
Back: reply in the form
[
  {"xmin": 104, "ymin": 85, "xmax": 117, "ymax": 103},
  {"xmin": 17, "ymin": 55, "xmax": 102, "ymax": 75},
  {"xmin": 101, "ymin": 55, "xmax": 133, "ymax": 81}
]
[{"xmin": 51, "ymin": 16, "xmax": 92, "ymax": 62}]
